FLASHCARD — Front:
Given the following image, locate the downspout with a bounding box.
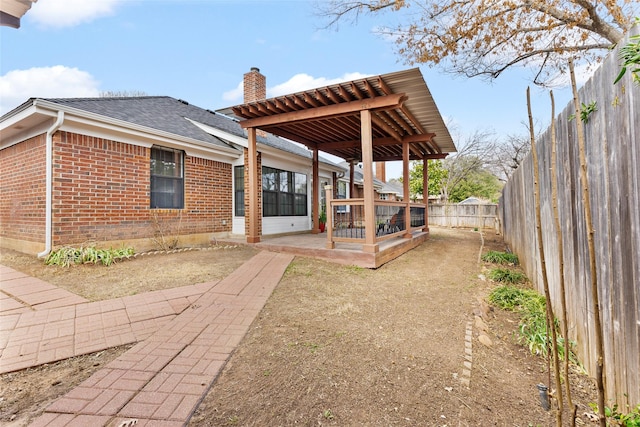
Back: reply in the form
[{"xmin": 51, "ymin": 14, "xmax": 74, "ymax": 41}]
[{"xmin": 37, "ymin": 111, "xmax": 64, "ymax": 258}]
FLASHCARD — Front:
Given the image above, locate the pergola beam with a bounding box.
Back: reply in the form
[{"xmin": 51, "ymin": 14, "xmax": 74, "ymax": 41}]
[
  {"xmin": 236, "ymin": 93, "xmax": 408, "ymax": 129},
  {"xmin": 319, "ymin": 133, "xmax": 436, "ymax": 151}
]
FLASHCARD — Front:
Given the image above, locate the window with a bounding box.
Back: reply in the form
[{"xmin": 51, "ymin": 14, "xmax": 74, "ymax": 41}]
[
  {"xmin": 234, "ymin": 166, "xmax": 244, "ymax": 216},
  {"xmin": 336, "ymin": 180, "xmax": 348, "ymax": 213},
  {"xmin": 262, "ymin": 166, "xmax": 307, "ymax": 217},
  {"xmin": 150, "ymin": 146, "xmax": 184, "ymax": 209}
]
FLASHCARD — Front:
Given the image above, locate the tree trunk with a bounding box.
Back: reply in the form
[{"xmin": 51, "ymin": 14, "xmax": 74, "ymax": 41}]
[
  {"xmin": 549, "ymin": 90, "xmax": 577, "ymax": 425},
  {"xmin": 569, "ymin": 58, "xmax": 606, "ymax": 427},
  {"xmin": 527, "ymin": 87, "xmax": 563, "ymax": 425}
]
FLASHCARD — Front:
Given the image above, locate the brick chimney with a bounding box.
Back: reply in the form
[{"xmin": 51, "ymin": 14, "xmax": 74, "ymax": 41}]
[
  {"xmin": 243, "ymin": 67, "xmax": 267, "ymax": 138},
  {"xmin": 244, "ymin": 67, "xmax": 266, "ymax": 104},
  {"xmin": 375, "ymin": 162, "xmax": 386, "ymax": 182}
]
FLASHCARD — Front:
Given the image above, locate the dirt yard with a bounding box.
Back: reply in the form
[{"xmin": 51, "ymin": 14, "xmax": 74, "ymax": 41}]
[{"xmin": 0, "ymin": 229, "xmax": 599, "ymax": 426}]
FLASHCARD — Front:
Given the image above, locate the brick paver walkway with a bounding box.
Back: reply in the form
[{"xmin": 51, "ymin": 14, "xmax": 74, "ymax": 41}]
[
  {"xmin": 0, "ymin": 250, "xmax": 294, "ymax": 426},
  {"xmin": 1, "ymin": 267, "xmax": 217, "ymax": 374},
  {"xmin": 0, "ymin": 265, "xmax": 88, "ymax": 315}
]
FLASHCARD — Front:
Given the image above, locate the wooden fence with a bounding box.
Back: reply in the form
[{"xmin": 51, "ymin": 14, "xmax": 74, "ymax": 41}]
[
  {"xmin": 428, "ymin": 204, "xmax": 498, "ymax": 230},
  {"xmin": 499, "ymin": 27, "xmax": 639, "ymax": 406}
]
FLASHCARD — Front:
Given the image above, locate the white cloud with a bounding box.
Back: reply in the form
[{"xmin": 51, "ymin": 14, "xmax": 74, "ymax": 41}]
[
  {"xmin": 222, "ymin": 71, "xmax": 373, "ymax": 104},
  {"xmin": 0, "ymin": 66, "xmax": 100, "ymax": 114},
  {"xmin": 28, "ymin": 0, "xmax": 123, "ymax": 28},
  {"xmin": 222, "ymin": 81, "xmax": 243, "ymax": 103},
  {"xmin": 268, "ymin": 72, "xmax": 372, "ymax": 97}
]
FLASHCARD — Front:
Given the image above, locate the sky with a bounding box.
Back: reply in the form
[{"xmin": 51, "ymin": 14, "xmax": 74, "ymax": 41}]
[{"xmin": 0, "ymin": 0, "xmax": 589, "ymax": 178}]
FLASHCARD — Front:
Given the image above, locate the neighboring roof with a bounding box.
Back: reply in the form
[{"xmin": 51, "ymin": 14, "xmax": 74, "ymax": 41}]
[
  {"xmin": 221, "ymin": 68, "xmax": 456, "ymax": 162},
  {"xmin": 458, "ymin": 197, "xmax": 491, "ymax": 205},
  {"xmin": 337, "ymin": 162, "xmax": 385, "ymax": 189},
  {"xmin": 0, "ymin": 0, "xmax": 36, "ymax": 28},
  {"xmin": 381, "ymin": 180, "xmax": 404, "ymax": 197},
  {"xmin": 1, "ymin": 96, "xmax": 343, "ymax": 169}
]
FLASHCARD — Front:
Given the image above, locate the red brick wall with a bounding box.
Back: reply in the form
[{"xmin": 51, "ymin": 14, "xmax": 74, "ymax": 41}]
[
  {"xmin": 51, "ymin": 131, "xmax": 150, "ymax": 244},
  {"xmin": 0, "ymin": 134, "xmax": 47, "ymax": 244},
  {"xmin": 1, "ymin": 130, "xmax": 234, "ymax": 252},
  {"xmin": 184, "ymin": 156, "xmax": 232, "ymax": 234}
]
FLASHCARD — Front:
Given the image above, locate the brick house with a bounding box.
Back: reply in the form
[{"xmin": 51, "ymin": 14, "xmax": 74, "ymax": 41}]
[{"xmin": 0, "ymin": 70, "xmax": 344, "ymax": 256}]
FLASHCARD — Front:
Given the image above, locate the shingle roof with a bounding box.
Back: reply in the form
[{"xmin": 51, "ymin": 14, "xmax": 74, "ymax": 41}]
[
  {"xmin": 337, "ymin": 161, "xmax": 385, "ymax": 188},
  {"xmin": 40, "ymin": 96, "xmax": 340, "ymax": 165},
  {"xmin": 44, "ymin": 96, "xmax": 239, "ymax": 150}
]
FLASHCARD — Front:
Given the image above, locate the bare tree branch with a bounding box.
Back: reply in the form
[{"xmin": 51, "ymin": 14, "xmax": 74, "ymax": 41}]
[{"xmin": 315, "ymin": 0, "xmax": 638, "ymax": 85}]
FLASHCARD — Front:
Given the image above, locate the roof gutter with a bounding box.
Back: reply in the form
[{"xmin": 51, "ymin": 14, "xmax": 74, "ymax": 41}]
[
  {"xmin": 37, "ymin": 110, "xmax": 64, "ymax": 258},
  {"xmin": 31, "ymin": 99, "xmax": 240, "ymax": 157}
]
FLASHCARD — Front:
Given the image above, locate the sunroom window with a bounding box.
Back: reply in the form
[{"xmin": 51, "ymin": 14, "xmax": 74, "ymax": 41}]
[{"xmin": 262, "ymin": 166, "xmax": 307, "ymax": 217}]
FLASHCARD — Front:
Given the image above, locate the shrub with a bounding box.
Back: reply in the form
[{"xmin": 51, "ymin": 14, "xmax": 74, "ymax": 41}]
[
  {"xmin": 489, "ymin": 285, "xmax": 576, "ymax": 359},
  {"xmin": 481, "ymin": 250, "xmax": 519, "ymax": 265},
  {"xmin": 45, "ymin": 245, "xmax": 134, "ymax": 267},
  {"xmin": 488, "ymin": 267, "xmax": 526, "ymax": 284}
]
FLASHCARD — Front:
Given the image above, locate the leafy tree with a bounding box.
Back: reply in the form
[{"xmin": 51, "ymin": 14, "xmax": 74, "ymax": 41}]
[
  {"xmin": 317, "ymin": 0, "xmax": 638, "ymax": 84},
  {"xmin": 614, "ymin": 17, "xmax": 640, "ymax": 84},
  {"xmin": 448, "ymin": 168, "xmax": 503, "ymax": 202},
  {"xmin": 408, "ymin": 159, "xmax": 448, "ymax": 199},
  {"xmin": 438, "ymin": 129, "xmax": 496, "ymax": 201},
  {"xmin": 407, "ymin": 129, "xmax": 503, "ymax": 202}
]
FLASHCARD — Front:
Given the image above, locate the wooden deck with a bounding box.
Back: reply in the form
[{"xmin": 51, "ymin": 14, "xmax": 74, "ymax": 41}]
[{"xmin": 219, "ymin": 231, "xmax": 429, "ymax": 269}]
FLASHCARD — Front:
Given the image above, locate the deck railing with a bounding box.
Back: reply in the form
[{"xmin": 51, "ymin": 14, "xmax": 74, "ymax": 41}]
[{"xmin": 327, "ymin": 197, "xmax": 426, "ymax": 244}]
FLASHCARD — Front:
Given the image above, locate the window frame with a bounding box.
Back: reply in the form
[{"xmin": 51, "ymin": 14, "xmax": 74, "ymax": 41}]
[
  {"xmin": 336, "ymin": 180, "xmax": 348, "ymax": 213},
  {"xmin": 234, "ymin": 165, "xmax": 245, "ymax": 217},
  {"xmin": 262, "ymin": 166, "xmax": 307, "ymax": 217},
  {"xmin": 150, "ymin": 146, "xmax": 184, "ymax": 209}
]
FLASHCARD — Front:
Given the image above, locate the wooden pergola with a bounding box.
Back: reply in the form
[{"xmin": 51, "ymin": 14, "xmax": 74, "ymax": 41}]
[{"xmin": 227, "ymin": 68, "xmax": 456, "ymax": 254}]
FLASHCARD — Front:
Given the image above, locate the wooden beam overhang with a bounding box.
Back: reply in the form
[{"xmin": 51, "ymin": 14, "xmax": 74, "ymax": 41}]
[
  {"xmin": 260, "ymin": 126, "xmax": 318, "ymax": 149},
  {"xmin": 221, "ymin": 68, "xmax": 457, "ymax": 171},
  {"xmin": 234, "ymin": 93, "xmax": 408, "ymax": 129},
  {"xmin": 318, "ymin": 133, "xmax": 436, "ymax": 151}
]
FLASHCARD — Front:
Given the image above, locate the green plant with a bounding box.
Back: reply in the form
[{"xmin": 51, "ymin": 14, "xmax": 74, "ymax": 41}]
[
  {"xmin": 481, "ymin": 250, "xmax": 519, "ymax": 265},
  {"xmin": 518, "ymin": 291, "xmax": 549, "ymax": 355},
  {"xmin": 569, "ymin": 101, "xmax": 598, "ymax": 123},
  {"xmin": 323, "ymin": 409, "xmax": 334, "ymax": 420},
  {"xmin": 44, "ymin": 245, "xmax": 134, "ymax": 267},
  {"xmin": 614, "ymin": 18, "xmax": 640, "ymax": 85},
  {"xmin": 489, "ymin": 285, "xmax": 577, "ymax": 359},
  {"xmin": 304, "ymin": 342, "xmax": 321, "ymax": 353},
  {"xmin": 589, "ymin": 402, "xmax": 640, "ymax": 426},
  {"xmin": 489, "ymin": 285, "xmax": 537, "ymax": 310},
  {"xmin": 488, "ymin": 268, "xmax": 526, "ymax": 284},
  {"xmin": 319, "ymin": 209, "xmax": 327, "ymax": 224}
]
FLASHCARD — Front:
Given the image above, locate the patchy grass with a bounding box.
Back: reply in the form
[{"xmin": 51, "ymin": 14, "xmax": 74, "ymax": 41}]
[
  {"xmin": 489, "ymin": 285, "xmax": 577, "ymax": 360},
  {"xmin": 488, "ymin": 267, "xmax": 526, "ymax": 284},
  {"xmin": 481, "ymin": 250, "xmax": 519, "ymax": 265}
]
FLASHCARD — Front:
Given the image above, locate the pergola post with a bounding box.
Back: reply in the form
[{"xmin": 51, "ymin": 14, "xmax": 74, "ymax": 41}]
[
  {"xmin": 247, "ymin": 127, "xmax": 260, "ymax": 243},
  {"xmin": 312, "ymin": 147, "xmax": 320, "ymax": 234},
  {"xmin": 349, "ymin": 160, "xmax": 355, "ymax": 227},
  {"xmin": 360, "ymin": 110, "xmax": 379, "ymax": 253},
  {"xmin": 402, "ymin": 140, "xmax": 411, "ymax": 238},
  {"xmin": 325, "ymin": 185, "xmax": 335, "ymax": 249},
  {"xmin": 423, "ymin": 158, "xmax": 429, "ymax": 233}
]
